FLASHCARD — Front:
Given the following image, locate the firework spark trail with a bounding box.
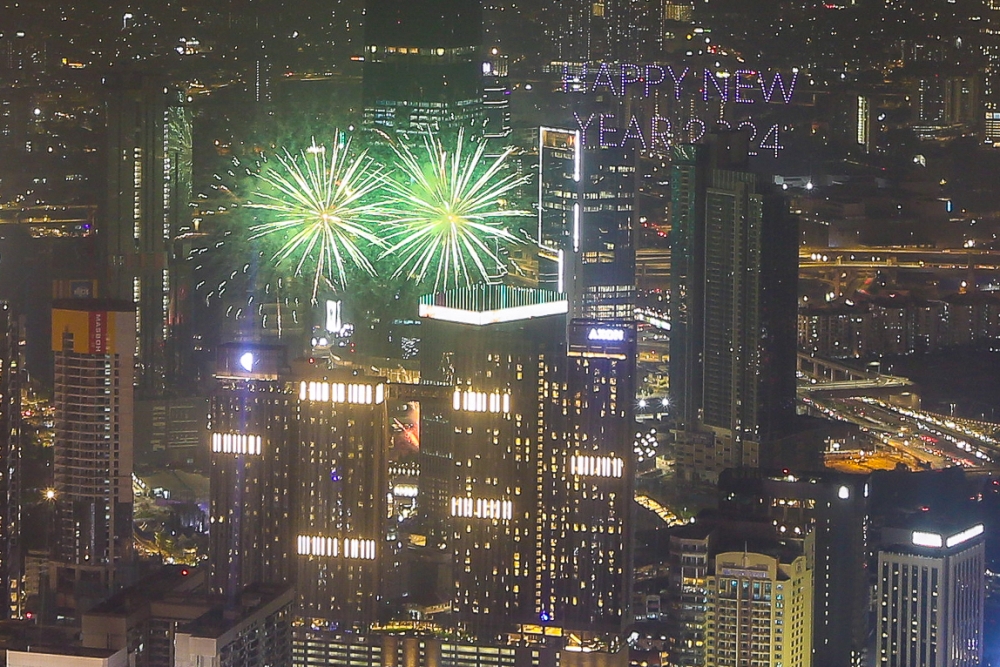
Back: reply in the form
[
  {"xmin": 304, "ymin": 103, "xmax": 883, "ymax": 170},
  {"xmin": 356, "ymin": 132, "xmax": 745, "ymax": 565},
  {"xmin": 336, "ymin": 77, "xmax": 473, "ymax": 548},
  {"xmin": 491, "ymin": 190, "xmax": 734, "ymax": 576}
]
[
  {"xmin": 247, "ymin": 139, "xmax": 387, "ymax": 301},
  {"xmin": 380, "ymin": 131, "xmax": 530, "ymax": 292}
]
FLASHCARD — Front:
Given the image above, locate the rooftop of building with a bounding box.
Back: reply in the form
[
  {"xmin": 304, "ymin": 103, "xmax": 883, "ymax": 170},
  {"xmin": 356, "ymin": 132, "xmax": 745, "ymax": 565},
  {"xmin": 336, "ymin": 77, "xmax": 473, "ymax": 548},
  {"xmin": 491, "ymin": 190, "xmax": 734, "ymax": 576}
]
[
  {"xmin": 85, "ymin": 565, "xmax": 205, "ymax": 617},
  {"xmin": 712, "ymin": 533, "xmax": 804, "ymax": 564},
  {"xmin": 52, "ymin": 298, "xmax": 136, "ymax": 312},
  {"xmin": 419, "ymin": 283, "xmax": 567, "ymax": 325},
  {"xmin": 7, "ymin": 644, "xmax": 123, "ymax": 658},
  {"xmin": 719, "ymin": 466, "xmax": 867, "ymax": 488},
  {"xmin": 0, "ymin": 620, "xmax": 77, "ymax": 651},
  {"xmin": 667, "ymin": 522, "xmax": 715, "ymax": 541},
  {"xmin": 879, "ymin": 508, "xmax": 985, "ymax": 554},
  {"xmin": 178, "ymin": 584, "xmax": 293, "ymax": 640}
]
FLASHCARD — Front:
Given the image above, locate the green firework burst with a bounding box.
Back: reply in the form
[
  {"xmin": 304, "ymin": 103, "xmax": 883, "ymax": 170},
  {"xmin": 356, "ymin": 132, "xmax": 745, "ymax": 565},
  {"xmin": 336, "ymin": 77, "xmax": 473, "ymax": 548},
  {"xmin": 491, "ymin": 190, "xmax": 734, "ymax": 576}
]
[
  {"xmin": 247, "ymin": 138, "xmax": 386, "ymax": 301},
  {"xmin": 380, "ymin": 131, "xmax": 530, "ymax": 292}
]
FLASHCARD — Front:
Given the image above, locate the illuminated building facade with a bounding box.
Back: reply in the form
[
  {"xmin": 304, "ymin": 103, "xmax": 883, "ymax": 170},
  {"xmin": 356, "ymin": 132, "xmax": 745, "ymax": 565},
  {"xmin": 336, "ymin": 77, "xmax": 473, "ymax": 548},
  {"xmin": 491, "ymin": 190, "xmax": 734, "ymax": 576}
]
[
  {"xmin": 559, "ymin": 138, "xmax": 635, "ymax": 635},
  {"xmin": 420, "ymin": 279, "xmax": 634, "ymax": 638},
  {"xmin": 551, "ymin": 318, "xmax": 634, "ymax": 633},
  {"xmin": 536, "ymin": 128, "xmax": 637, "ymax": 321},
  {"xmin": 705, "ymin": 549, "xmax": 813, "ymax": 667},
  {"xmin": 104, "ymin": 73, "xmax": 193, "ymax": 394},
  {"xmin": 293, "ymin": 371, "xmax": 389, "ymax": 633},
  {"xmin": 210, "ymin": 345, "xmax": 397, "ymax": 662},
  {"xmin": 663, "ymin": 2, "xmax": 693, "ymax": 22},
  {"xmin": 717, "ymin": 469, "xmax": 870, "ymax": 667},
  {"xmin": 209, "ymin": 344, "xmax": 294, "ymax": 601},
  {"xmin": 669, "ymin": 135, "xmax": 797, "ymax": 481},
  {"xmin": 667, "ymin": 525, "xmax": 713, "ymax": 667},
  {"xmin": 362, "ymin": 0, "xmax": 483, "ymax": 133},
  {"xmin": 50, "ymin": 300, "xmax": 136, "ymax": 609},
  {"xmin": 0, "ymin": 304, "xmax": 20, "ymax": 618},
  {"xmin": 571, "ymin": 149, "xmax": 635, "ymax": 323},
  {"xmin": 537, "ymin": 127, "xmax": 580, "ymax": 290},
  {"xmin": 419, "ymin": 285, "xmax": 568, "ymax": 637},
  {"xmin": 535, "ymin": 127, "xmax": 637, "ymax": 635},
  {"xmin": 876, "ymin": 521, "xmax": 985, "ymax": 667},
  {"xmin": 482, "ymin": 49, "xmax": 511, "ymax": 140}
]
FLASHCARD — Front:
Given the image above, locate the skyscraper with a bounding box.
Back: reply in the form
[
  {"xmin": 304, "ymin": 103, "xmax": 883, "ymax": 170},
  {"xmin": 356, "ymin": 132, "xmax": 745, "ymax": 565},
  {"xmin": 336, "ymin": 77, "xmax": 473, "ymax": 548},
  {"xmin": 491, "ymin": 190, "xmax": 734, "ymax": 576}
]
[
  {"xmin": 717, "ymin": 468, "xmax": 870, "ymax": 667},
  {"xmin": 669, "ymin": 135, "xmax": 797, "ymax": 481},
  {"xmin": 876, "ymin": 519, "xmax": 985, "ymax": 667},
  {"xmin": 362, "ymin": 0, "xmax": 483, "ymax": 133},
  {"xmin": 292, "ymin": 370, "xmax": 389, "ymax": 634},
  {"xmin": 534, "ymin": 128, "xmax": 638, "ymax": 635},
  {"xmin": 50, "ymin": 299, "xmax": 135, "ymax": 611},
  {"xmin": 552, "ymin": 317, "xmax": 635, "ymax": 634},
  {"xmin": 419, "ymin": 284, "xmax": 568, "ymax": 638},
  {"xmin": 104, "ymin": 73, "xmax": 193, "ymax": 394},
  {"xmin": 209, "ymin": 345, "xmax": 396, "ymax": 663},
  {"xmin": 0, "ymin": 303, "xmax": 21, "ymax": 619},
  {"xmin": 209, "ymin": 344, "xmax": 293, "ymax": 601},
  {"xmin": 419, "ymin": 282, "xmax": 634, "ymax": 638},
  {"xmin": 705, "ymin": 548, "xmax": 813, "ymax": 667}
]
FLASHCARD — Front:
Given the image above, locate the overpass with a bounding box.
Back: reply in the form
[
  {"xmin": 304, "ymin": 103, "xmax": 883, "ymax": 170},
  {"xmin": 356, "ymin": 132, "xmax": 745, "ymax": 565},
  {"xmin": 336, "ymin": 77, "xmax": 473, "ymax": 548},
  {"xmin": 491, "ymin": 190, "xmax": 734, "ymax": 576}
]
[
  {"xmin": 797, "ymin": 353, "xmax": 919, "ymax": 404},
  {"xmin": 799, "ymin": 246, "xmax": 1000, "ymax": 296}
]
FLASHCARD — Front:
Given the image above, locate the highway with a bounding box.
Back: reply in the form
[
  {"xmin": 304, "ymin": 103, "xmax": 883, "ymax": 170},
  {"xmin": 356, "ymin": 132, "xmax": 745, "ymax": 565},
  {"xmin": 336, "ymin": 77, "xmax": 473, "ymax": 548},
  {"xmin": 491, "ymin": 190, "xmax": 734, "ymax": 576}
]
[
  {"xmin": 799, "ymin": 247, "xmax": 1000, "ymax": 272},
  {"xmin": 802, "ymin": 393, "xmax": 999, "ymax": 469}
]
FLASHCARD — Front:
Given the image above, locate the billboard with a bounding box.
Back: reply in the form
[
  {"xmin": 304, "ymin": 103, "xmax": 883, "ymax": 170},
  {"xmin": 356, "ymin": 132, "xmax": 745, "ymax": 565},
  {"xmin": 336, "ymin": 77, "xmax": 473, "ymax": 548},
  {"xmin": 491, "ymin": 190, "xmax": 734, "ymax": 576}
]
[{"xmin": 52, "ymin": 308, "xmax": 115, "ymax": 354}]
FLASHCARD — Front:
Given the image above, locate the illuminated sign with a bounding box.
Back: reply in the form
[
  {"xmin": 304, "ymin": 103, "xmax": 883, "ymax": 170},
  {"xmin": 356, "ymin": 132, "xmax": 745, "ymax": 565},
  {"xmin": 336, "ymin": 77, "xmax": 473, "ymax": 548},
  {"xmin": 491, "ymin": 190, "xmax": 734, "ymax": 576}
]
[
  {"xmin": 911, "ymin": 531, "xmax": 943, "ymax": 548},
  {"xmin": 564, "ymin": 62, "xmax": 795, "ymax": 156},
  {"xmin": 89, "ymin": 311, "xmax": 107, "ymax": 354},
  {"xmin": 418, "ymin": 300, "xmax": 568, "ymax": 326},
  {"xmin": 563, "ymin": 63, "xmax": 798, "ymax": 104},
  {"xmin": 946, "ymin": 524, "xmax": 984, "ymax": 548},
  {"xmin": 299, "ymin": 381, "xmax": 385, "ymax": 405},
  {"xmin": 588, "ymin": 327, "xmax": 625, "ymax": 342},
  {"xmin": 297, "ymin": 535, "xmax": 376, "ymax": 559},
  {"xmin": 719, "ymin": 567, "xmax": 769, "ymax": 579},
  {"xmin": 211, "ymin": 432, "xmax": 262, "ymax": 456},
  {"xmin": 450, "ymin": 497, "xmax": 513, "ymax": 520},
  {"xmin": 911, "ymin": 524, "xmax": 984, "ymax": 549}
]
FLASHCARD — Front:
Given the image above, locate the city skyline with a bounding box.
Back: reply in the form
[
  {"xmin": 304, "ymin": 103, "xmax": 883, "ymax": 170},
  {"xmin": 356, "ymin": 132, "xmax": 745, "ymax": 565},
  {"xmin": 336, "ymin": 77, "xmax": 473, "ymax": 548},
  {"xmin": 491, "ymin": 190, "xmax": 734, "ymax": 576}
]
[{"xmin": 1, "ymin": 0, "xmax": 1000, "ymax": 665}]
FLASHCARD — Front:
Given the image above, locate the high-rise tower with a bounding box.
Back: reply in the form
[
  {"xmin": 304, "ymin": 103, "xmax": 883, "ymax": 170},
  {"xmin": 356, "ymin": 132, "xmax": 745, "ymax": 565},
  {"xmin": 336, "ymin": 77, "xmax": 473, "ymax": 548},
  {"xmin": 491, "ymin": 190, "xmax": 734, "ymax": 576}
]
[
  {"xmin": 535, "ymin": 129, "xmax": 638, "ymax": 635},
  {"xmin": 419, "ymin": 285, "xmax": 569, "ymax": 638},
  {"xmin": 104, "ymin": 73, "xmax": 193, "ymax": 394},
  {"xmin": 362, "ymin": 0, "xmax": 483, "ymax": 133},
  {"xmin": 292, "ymin": 370, "xmax": 389, "ymax": 635},
  {"xmin": 669, "ymin": 135, "xmax": 797, "ymax": 481},
  {"xmin": 50, "ymin": 299, "xmax": 135, "ymax": 611},
  {"xmin": 209, "ymin": 344, "xmax": 294, "ymax": 601},
  {"xmin": 876, "ymin": 519, "xmax": 985, "ymax": 667}
]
